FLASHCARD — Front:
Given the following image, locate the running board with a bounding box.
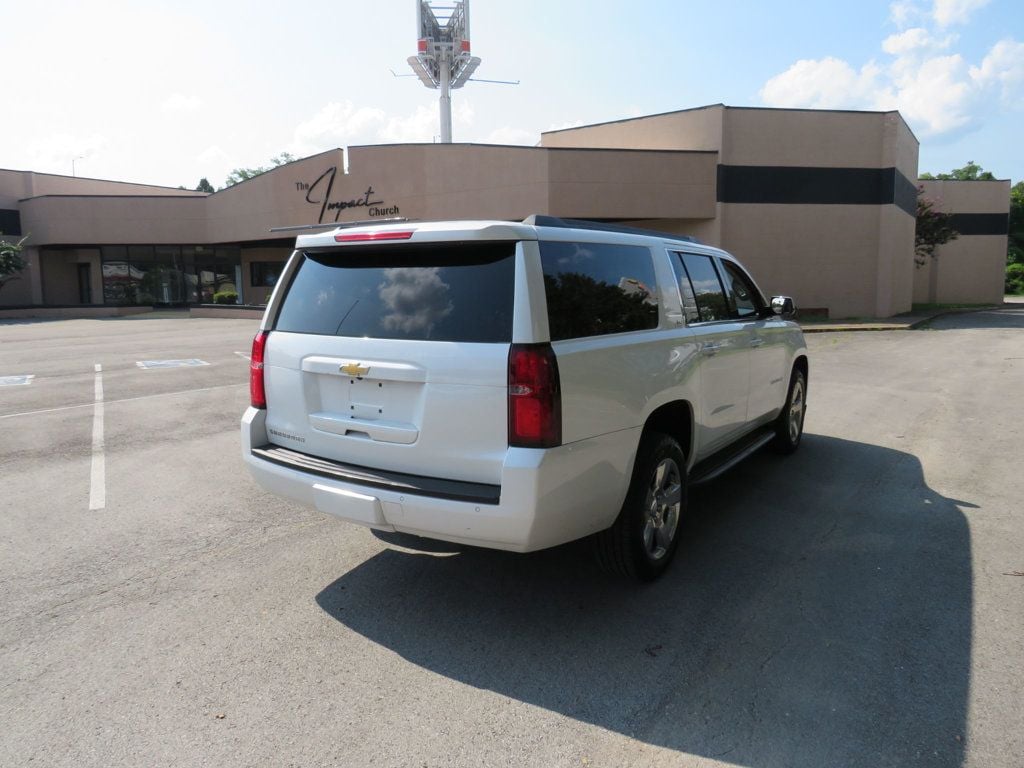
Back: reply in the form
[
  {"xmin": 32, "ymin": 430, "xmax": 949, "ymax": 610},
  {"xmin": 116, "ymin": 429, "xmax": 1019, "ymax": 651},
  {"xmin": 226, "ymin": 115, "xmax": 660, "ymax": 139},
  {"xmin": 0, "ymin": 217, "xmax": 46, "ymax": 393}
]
[{"xmin": 690, "ymin": 427, "xmax": 775, "ymax": 486}]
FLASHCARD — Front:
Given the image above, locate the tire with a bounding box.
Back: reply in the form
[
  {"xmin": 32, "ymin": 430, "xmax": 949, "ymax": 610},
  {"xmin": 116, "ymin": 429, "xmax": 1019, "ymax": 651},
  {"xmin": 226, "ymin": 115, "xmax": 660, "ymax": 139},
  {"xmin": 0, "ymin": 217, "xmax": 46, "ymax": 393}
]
[
  {"xmin": 594, "ymin": 431, "xmax": 687, "ymax": 582},
  {"xmin": 771, "ymin": 368, "xmax": 806, "ymax": 455}
]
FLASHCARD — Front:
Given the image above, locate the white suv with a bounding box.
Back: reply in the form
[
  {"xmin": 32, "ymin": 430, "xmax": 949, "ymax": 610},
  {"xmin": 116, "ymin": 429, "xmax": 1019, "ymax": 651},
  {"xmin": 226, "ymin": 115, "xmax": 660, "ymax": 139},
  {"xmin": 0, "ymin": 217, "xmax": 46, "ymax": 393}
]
[{"xmin": 242, "ymin": 216, "xmax": 808, "ymax": 580}]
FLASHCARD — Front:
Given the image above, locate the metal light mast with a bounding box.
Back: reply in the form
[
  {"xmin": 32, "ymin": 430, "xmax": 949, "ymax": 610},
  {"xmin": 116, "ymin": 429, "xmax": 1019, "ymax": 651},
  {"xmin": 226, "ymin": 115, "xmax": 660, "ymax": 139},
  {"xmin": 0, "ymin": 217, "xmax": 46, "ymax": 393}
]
[{"xmin": 407, "ymin": 1, "xmax": 481, "ymax": 143}]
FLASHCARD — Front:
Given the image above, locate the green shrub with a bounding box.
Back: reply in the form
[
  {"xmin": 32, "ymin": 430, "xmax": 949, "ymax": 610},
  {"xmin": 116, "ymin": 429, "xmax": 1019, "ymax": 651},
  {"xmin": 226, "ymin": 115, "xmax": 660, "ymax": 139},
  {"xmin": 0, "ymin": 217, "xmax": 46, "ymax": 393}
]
[
  {"xmin": 212, "ymin": 290, "xmax": 239, "ymax": 305},
  {"xmin": 1006, "ymin": 263, "xmax": 1024, "ymax": 295}
]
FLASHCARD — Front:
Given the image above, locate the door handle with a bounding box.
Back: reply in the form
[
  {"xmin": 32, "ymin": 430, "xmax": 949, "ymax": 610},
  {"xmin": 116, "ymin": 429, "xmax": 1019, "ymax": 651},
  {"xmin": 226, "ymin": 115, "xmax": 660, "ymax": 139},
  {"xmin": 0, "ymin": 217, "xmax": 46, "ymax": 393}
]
[
  {"xmin": 702, "ymin": 342, "xmax": 722, "ymax": 356},
  {"xmin": 749, "ymin": 338, "xmax": 765, "ymax": 348}
]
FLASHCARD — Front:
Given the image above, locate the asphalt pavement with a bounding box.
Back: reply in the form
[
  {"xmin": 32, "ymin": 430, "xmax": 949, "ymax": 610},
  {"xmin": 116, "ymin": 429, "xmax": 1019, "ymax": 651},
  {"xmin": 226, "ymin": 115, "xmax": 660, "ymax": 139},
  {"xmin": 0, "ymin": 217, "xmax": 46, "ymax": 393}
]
[{"xmin": 1, "ymin": 309, "xmax": 1022, "ymax": 767}]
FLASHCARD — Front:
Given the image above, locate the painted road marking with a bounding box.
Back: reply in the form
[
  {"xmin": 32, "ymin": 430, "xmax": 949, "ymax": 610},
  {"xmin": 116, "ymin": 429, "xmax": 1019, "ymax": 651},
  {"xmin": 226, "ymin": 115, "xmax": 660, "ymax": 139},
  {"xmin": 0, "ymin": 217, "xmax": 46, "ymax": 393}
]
[
  {"xmin": 234, "ymin": 351, "xmax": 251, "ymax": 361},
  {"xmin": 89, "ymin": 363, "xmax": 105, "ymax": 511},
  {"xmin": 0, "ymin": 383, "xmax": 244, "ymax": 420},
  {"xmin": 136, "ymin": 359, "xmax": 210, "ymax": 369},
  {"xmin": 0, "ymin": 375, "xmax": 35, "ymax": 386}
]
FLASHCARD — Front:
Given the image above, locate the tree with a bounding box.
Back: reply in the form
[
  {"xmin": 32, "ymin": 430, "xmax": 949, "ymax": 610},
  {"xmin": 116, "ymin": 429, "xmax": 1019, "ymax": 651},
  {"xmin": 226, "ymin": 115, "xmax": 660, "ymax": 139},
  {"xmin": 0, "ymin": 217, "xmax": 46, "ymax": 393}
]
[
  {"xmin": 0, "ymin": 235, "xmax": 28, "ymax": 294},
  {"xmin": 919, "ymin": 161, "xmax": 997, "ymax": 181},
  {"xmin": 195, "ymin": 177, "xmax": 215, "ymax": 193},
  {"xmin": 224, "ymin": 166, "xmax": 267, "ymax": 187},
  {"xmin": 1006, "ymin": 181, "xmax": 1024, "ymax": 294},
  {"xmin": 915, "ymin": 187, "xmax": 959, "ymax": 268},
  {"xmin": 1008, "ymin": 182, "xmax": 1023, "ymax": 263},
  {"xmin": 224, "ymin": 152, "xmax": 296, "ymax": 188}
]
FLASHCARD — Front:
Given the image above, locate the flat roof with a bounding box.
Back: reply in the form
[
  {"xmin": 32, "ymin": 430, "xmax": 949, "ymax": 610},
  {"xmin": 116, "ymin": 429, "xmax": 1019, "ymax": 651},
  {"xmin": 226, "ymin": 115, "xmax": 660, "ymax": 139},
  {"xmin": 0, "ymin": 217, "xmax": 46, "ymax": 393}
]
[{"xmin": 541, "ymin": 103, "xmax": 919, "ymax": 144}]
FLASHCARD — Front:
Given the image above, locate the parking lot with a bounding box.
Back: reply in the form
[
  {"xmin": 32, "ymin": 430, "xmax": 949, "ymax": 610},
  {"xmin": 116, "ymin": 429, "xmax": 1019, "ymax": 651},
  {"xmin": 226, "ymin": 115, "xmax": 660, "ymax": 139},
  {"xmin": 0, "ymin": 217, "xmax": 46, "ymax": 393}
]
[{"xmin": 2, "ymin": 308, "xmax": 1023, "ymax": 768}]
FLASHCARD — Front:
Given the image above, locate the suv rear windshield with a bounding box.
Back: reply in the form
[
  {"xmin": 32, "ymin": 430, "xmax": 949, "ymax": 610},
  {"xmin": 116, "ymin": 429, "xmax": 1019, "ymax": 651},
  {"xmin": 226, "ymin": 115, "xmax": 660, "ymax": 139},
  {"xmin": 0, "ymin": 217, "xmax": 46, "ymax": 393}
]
[{"xmin": 274, "ymin": 243, "xmax": 516, "ymax": 343}]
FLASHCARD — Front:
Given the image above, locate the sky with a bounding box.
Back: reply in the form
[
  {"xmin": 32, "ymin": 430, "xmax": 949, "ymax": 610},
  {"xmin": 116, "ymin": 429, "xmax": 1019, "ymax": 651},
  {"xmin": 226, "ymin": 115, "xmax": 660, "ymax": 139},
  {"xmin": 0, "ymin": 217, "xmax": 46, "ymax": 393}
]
[{"xmin": 2, "ymin": 0, "xmax": 1022, "ymax": 189}]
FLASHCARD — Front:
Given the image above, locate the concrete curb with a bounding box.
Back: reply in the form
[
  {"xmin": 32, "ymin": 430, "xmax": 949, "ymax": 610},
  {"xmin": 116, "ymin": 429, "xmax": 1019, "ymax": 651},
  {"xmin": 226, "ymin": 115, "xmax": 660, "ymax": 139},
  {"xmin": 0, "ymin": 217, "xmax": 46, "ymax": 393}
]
[
  {"xmin": 0, "ymin": 306, "xmax": 154, "ymax": 320},
  {"xmin": 190, "ymin": 306, "xmax": 264, "ymax": 319},
  {"xmin": 800, "ymin": 304, "xmax": 1003, "ymax": 333}
]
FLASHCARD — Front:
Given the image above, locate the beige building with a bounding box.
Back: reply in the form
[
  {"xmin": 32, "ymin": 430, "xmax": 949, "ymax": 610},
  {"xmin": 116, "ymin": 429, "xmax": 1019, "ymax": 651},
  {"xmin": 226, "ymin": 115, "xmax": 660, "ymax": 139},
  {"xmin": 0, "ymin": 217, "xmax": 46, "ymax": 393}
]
[
  {"xmin": 0, "ymin": 105, "xmax": 1010, "ymax": 318},
  {"xmin": 914, "ymin": 179, "xmax": 1012, "ymax": 305}
]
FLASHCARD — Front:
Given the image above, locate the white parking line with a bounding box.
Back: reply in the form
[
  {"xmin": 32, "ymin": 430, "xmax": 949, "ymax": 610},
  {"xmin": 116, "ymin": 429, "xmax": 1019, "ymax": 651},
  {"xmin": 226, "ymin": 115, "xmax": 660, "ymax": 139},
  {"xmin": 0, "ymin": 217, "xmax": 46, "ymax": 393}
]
[
  {"xmin": 89, "ymin": 363, "xmax": 105, "ymax": 511},
  {"xmin": 0, "ymin": 375, "xmax": 34, "ymax": 387},
  {"xmin": 0, "ymin": 383, "xmax": 245, "ymax": 420},
  {"xmin": 234, "ymin": 351, "xmax": 251, "ymax": 361},
  {"xmin": 136, "ymin": 359, "xmax": 210, "ymax": 369}
]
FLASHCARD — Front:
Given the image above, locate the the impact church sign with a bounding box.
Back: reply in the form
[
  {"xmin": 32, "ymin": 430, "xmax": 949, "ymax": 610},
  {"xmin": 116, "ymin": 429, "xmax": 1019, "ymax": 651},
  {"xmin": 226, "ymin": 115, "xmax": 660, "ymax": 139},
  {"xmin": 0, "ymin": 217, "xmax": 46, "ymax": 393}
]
[{"xmin": 296, "ymin": 167, "xmax": 401, "ymax": 223}]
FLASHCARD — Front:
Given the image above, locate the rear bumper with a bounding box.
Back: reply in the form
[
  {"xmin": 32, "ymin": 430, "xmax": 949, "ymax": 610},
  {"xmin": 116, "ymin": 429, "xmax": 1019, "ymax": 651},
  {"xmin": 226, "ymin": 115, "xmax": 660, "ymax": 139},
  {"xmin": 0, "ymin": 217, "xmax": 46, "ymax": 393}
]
[{"xmin": 241, "ymin": 407, "xmax": 638, "ymax": 552}]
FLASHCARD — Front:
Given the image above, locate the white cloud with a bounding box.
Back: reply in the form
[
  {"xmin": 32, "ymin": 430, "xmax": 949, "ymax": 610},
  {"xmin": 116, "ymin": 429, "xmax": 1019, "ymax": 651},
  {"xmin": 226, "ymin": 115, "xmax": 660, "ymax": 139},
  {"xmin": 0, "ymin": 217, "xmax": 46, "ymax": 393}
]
[
  {"xmin": 288, "ymin": 101, "xmax": 388, "ymax": 156},
  {"xmin": 932, "ymin": 0, "xmax": 990, "ymax": 27},
  {"xmin": 24, "ymin": 133, "xmax": 107, "ymax": 176},
  {"xmin": 485, "ymin": 126, "xmax": 537, "ymax": 145},
  {"xmin": 882, "ymin": 27, "xmax": 954, "ymax": 55},
  {"xmin": 883, "ymin": 54, "xmax": 978, "ymax": 134},
  {"xmin": 160, "ymin": 93, "xmax": 201, "ymax": 113},
  {"xmin": 194, "ymin": 146, "xmax": 235, "ymax": 187},
  {"xmin": 545, "ymin": 119, "xmax": 586, "ymax": 133},
  {"xmin": 285, "ymin": 100, "xmax": 478, "ymax": 154},
  {"xmin": 379, "ymin": 102, "xmax": 475, "ymax": 143},
  {"xmin": 760, "ymin": 58, "xmax": 883, "ymax": 110},
  {"xmin": 761, "ymin": 7, "xmax": 1022, "ymax": 141},
  {"xmin": 970, "ymin": 39, "xmax": 1024, "ymax": 102},
  {"xmin": 378, "ymin": 104, "xmax": 441, "ymax": 143},
  {"xmin": 198, "ymin": 145, "xmax": 230, "ymax": 164},
  {"xmin": 890, "ymin": 1, "xmax": 924, "ymax": 28}
]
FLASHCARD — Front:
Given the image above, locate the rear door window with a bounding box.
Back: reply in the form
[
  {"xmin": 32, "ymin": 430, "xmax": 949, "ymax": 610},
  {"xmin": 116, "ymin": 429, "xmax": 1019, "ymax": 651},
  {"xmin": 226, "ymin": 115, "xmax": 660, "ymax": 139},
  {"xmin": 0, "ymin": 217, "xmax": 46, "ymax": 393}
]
[
  {"xmin": 676, "ymin": 252, "xmax": 730, "ymax": 322},
  {"xmin": 274, "ymin": 243, "xmax": 515, "ymax": 343},
  {"xmin": 540, "ymin": 241, "xmax": 659, "ymax": 341}
]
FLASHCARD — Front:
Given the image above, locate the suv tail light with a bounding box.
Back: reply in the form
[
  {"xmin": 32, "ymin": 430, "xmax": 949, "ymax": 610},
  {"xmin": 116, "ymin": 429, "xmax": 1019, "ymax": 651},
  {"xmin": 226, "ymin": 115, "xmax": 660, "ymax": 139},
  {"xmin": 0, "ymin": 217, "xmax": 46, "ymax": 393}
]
[
  {"xmin": 250, "ymin": 331, "xmax": 269, "ymax": 409},
  {"xmin": 508, "ymin": 343, "xmax": 561, "ymax": 448}
]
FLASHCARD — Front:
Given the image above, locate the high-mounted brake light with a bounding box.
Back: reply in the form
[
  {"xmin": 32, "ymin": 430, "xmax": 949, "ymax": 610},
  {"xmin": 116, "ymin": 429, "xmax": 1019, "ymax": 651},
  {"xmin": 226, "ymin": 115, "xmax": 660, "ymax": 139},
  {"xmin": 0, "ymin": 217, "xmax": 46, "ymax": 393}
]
[
  {"xmin": 250, "ymin": 331, "xmax": 269, "ymax": 409},
  {"xmin": 334, "ymin": 230, "xmax": 415, "ymax": 243},
  {"xmin": 508, "ymin": 343, "xmax": 561, "ymax": 448}
]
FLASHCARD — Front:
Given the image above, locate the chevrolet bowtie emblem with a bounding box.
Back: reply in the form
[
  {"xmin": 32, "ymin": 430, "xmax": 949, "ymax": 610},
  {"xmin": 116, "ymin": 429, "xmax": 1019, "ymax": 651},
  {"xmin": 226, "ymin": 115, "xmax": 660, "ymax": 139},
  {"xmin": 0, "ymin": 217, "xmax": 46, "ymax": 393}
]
[{"xmin": 340, "ymin": 363, "xmax": 370, "ymax": 377}]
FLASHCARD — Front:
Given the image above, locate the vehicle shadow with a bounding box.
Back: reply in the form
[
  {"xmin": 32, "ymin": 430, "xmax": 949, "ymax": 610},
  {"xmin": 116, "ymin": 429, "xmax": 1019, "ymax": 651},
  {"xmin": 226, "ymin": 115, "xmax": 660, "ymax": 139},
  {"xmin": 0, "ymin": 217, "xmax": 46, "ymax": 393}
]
[
  {"xmin": 920, "ymin": 305, "xmax": 1024, "ymax": 331},
  {"xmin": 316, "ymin": 434, "xmax": 973, "ymax": 767}
]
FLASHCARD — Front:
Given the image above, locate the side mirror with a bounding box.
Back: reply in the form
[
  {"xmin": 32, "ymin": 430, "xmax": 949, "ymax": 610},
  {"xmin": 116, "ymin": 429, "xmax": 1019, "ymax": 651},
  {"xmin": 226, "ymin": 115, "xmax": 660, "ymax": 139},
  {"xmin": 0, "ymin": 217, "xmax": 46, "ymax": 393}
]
[{"xmin": 771, "ymin": 296, "xmax": 796, "ymax": 318}]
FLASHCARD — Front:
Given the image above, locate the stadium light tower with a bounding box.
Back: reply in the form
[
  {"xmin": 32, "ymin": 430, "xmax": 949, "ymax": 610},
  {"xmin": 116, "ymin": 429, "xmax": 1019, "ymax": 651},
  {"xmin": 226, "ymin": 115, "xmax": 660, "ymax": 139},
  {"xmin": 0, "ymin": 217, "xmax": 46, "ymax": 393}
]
[{"xmin": 407, "ymin": 1, "xmax": 481, "ymax": 143}]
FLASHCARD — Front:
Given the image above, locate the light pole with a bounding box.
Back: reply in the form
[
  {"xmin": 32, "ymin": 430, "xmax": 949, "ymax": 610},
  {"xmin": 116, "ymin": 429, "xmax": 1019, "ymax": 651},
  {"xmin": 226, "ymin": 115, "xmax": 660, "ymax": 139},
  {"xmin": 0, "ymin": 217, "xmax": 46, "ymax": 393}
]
[
  {"xmin": 72, "ymin": 156, "xmax": 85, "ymax": 177},
  {"xmin": 407, "ymin": 1, "xmax": 480, "ymax": 143}
]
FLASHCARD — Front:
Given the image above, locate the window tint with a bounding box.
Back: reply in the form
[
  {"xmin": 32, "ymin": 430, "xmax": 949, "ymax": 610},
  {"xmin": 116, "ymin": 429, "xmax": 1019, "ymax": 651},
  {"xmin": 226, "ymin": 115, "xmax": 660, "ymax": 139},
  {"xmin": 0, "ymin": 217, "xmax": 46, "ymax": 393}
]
[
  {"xmin": 678, "ymin": 252, "xmax": 729, "ymax": 322},
  {"xmin": 540, "ymin": 241, "xmax": 659, "ymax": 341},
  {"xmin": 274, "ymin": 243, "xmax": 515, "ymax": 343},
  {"xmin": 719, "ymin": 260, "xmax": 762, "ymax": 318},
  {"xmin": 668, "ymin": 251, "xmax": 701, "ymax": 324}
]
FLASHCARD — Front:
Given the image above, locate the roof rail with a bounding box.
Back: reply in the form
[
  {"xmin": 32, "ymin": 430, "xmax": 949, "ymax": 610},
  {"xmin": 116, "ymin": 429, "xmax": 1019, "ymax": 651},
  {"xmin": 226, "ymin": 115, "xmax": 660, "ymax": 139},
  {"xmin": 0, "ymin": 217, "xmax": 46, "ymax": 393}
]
[{"xmin": 522, "ymin": 215, "xmax": 702, "ymax": 244}]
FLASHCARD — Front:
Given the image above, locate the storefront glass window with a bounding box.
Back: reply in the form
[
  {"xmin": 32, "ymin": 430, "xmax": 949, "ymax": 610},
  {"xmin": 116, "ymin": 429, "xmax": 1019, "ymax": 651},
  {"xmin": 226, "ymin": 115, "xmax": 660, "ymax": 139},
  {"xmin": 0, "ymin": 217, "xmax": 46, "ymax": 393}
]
[
  {"xmin": 128, "ymin": 245, "xmax": 155, "ymax": 262},
  {"xmin": 150, "ymin": 246, "xmax": 187, "ymax": 304},
  {"xmin": 250, "ymin": 261, "xmax": 282, "ymax": 288},
  {"xmin": 101, "ymin": 261, "xmax": 133, "ymax": 304},
  {"xmin": 195, "ymin": 267, "xmax": 238, "ymax": 303},
  {"xmin": 99, "ymin": 244, "xmax": 240, "ymax": 305}
]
